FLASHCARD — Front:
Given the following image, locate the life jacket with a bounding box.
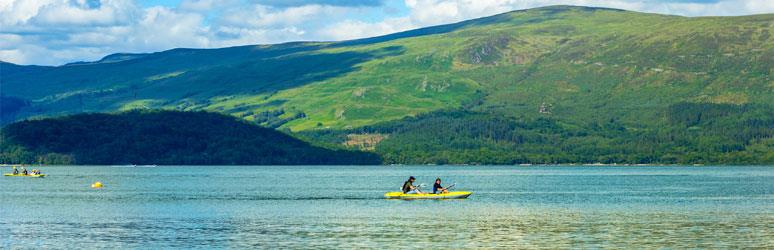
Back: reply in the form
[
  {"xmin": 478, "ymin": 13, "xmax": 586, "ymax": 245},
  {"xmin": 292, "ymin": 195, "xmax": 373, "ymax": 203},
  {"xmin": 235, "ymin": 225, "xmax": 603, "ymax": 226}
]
[{"xmin": 402, "ymin": 181, "xmax": 412, "ymax": 193}]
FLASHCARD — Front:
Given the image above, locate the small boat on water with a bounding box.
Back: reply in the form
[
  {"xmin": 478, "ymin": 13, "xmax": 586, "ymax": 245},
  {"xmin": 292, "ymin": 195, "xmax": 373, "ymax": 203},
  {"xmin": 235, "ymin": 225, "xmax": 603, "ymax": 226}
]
[
  {"xmin": 384, "ymin": 191, "xmax": 472, "ymax": 199},
  {"xmin": 4, "ymin": 173, "xmax": 45, "ymax": 178}
]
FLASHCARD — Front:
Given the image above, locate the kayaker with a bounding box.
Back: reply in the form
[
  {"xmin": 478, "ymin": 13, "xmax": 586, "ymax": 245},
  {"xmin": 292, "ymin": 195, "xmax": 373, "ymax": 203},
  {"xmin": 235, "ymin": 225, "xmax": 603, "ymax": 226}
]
[
  {"xmin": 21, "ymin": 167, "xmax": 28, "ymax": 175},
  {"xmin": 12, "ymin": 166, "xmax": 18, "ymax": 175},
  {"xmin": 433, "ymin": 178, "xmax": 449, "ymax": 194},
  {"xmin": 402, "ymin": 176, "xmax": 423, "ymax": 194}
]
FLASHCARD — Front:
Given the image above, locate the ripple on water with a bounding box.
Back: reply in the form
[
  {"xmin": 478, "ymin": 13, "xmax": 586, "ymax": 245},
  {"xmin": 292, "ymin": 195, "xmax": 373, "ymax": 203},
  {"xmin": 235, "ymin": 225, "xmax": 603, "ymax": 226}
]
[{"xmin": 1, "ymin": 165, "xmax": 772, "ymax": 248}]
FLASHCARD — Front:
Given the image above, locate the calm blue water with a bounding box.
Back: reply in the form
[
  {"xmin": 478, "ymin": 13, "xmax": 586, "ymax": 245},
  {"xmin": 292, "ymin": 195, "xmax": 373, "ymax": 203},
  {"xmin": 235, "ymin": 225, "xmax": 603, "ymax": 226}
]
[{"xmin": 1, "ymin": 166, "xmax": 772, "ymax": 248}]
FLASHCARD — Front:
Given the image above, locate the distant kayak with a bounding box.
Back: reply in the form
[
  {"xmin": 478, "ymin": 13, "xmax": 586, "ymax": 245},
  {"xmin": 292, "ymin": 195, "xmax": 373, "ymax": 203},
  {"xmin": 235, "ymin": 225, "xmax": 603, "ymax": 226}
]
[
  {"xmin": 384, "ymin": 191, "xmax": 472, "ymax": 199},
  {"xmin": 4, "ymin": 173, "xmax": 45, "ymax": 178}
]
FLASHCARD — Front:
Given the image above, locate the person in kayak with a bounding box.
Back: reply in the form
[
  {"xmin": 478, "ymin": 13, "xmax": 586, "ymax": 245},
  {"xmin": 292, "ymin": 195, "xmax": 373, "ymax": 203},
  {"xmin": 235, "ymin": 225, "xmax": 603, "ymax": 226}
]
[
  {"xmin": 402, "ymin": 176, "xmax": 423, "ymax": 194},
  {"xmin": 21, "ymin": 167, "xmax": 28, "ymax": 175},
  {"xmin": 12, "ymin": 166, "xmax": 18, "ymax": 175},
  {"xmin": 433, "ymin": 178, "xmax": 449, "ymax": 194}
]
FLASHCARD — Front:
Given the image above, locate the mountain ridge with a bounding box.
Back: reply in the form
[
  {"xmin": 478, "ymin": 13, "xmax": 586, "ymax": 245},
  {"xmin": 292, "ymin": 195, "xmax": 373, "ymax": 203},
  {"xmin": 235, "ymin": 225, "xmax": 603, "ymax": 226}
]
[
  {"xmin": 1, "ymin": 5, "xmax": 771, "ymax": 164},
  {"xmin": 8, "ymin": 5, "xmax": 762, "ymax": 68}
]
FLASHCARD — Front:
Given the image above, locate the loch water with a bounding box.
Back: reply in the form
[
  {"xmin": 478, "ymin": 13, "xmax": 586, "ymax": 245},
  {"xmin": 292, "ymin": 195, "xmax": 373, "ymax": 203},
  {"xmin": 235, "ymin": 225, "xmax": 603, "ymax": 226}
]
[{"xmin": 1, "ymin": 165, "xmax": 772, "ymax": 248}]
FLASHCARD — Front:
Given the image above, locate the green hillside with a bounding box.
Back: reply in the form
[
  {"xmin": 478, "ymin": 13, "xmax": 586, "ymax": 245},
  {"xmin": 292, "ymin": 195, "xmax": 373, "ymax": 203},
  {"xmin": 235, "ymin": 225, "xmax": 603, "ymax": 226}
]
[
  {"xmin": 1, "ymin": 6, "xmax": 772, "ymax": 164},
  {"xmin": 0, "ymin": 110, "xmax": 380, "ymax": 165}
]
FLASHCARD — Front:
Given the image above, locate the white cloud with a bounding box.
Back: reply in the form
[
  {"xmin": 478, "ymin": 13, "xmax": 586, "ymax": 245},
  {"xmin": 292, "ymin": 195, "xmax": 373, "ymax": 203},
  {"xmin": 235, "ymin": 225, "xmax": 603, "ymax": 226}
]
[
  {"xmin": 0, "ymin": 49, "xmax": 26, "ymax": 64},
  {"xmin": 0, "ymin": 0, "xmax": 771, "ymax": 65},
  {"xmin": 179, "ymin": 0, "xmax": 219, "ymax": 12},
  {"xmin": 0, "ymin": 34, "xmax": 24, "ymax": 49},
  {"xmin": 0, "ymin": 1, "xmax": 210, "ymax": 64},
  {"xmin": 0, "ymin": 0, "xmax": 54, "ymax": 26},
  {"xmin": 319, "ymin": 17, "xmax": 414, "ymax": 40},
  {"xmin": 32, "ymin": 0, "xmax": 132, "ymax": 26},
  {"xmin": 1, "ymin": 0, "xmax": 138, "ymax": 30},
  {"xmin": 645, "ymin": 0, "xmax": 774, "ymax": 16},
  {"xmin": 130, "ymin": 6, "xmax": 210, "ymax": 49}
]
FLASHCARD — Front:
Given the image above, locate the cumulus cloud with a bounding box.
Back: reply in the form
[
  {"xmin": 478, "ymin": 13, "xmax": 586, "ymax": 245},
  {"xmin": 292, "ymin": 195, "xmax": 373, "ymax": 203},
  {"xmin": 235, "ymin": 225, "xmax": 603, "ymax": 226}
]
[
  {"xmin": 1, "ymin": 0, "xmax": 139, "ymax": 31},
  {"xmin": 319, "ymin": 17, "xmax": 414, "ymax": 40},
  {"xmin": 0, "ymin": 0, "xmax": 208, "ymax": 65},
  {"xmin": 179, "ymin": 0, "xmax": 221, "ymax": 12},
  {"xmin": 644, "ymin": 0, "xmax": 774, "ymax": 16},
  {"xmin": 253, "ymin": 0, "xmax": 386, "ymax": 7},
  {"xmin": 0, "ymin": 0, "xmax": 771, "ymax": 65}
]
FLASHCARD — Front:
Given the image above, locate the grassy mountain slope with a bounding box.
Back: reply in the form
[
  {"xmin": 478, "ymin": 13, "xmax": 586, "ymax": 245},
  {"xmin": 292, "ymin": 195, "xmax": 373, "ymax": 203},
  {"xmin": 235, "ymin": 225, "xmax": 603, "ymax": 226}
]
[
  {"xmin": 1, "ymin": 6, "xmax": 771, "ymax": 128},
  {"xmin": 0, "ymin": 110, "xmax": 380, "ymax": 165},
  {"xmin": 1, "ymin": 6, "xmax": 772, "ymax": 164}
]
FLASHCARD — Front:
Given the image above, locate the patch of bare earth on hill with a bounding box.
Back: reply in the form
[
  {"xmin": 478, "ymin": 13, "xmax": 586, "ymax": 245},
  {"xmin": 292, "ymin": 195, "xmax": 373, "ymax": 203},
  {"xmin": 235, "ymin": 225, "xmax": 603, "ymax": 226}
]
[{"xmin": 343, "ymin": 133, "xmax": 387, "ymax": 151}]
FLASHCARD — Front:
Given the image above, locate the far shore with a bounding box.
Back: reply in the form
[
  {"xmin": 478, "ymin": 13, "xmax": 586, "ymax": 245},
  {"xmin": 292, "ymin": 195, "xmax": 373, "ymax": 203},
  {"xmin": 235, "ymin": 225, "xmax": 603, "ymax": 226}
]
[{"xmin": 2, "ymin": 163, "xmax": 771, "ymax": 167}]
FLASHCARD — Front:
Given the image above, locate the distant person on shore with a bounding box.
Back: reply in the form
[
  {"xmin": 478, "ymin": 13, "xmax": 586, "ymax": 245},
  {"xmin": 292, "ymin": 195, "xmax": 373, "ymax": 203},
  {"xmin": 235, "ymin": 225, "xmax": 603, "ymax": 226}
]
[
  {"xmin": 433, "ymin": 178, "xmax": 449, "ymax": 194},
  {"xmin": 402, "ymin": 176, "xmax": 423, "ymax": 194}
]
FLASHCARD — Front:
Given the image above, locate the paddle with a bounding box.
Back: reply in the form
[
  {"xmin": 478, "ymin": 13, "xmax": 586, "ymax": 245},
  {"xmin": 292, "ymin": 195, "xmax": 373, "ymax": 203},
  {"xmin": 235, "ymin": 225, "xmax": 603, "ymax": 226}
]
[
  {"xmin": 434, "ymin": 183, "xmax": 456, "ymax": 194},
  {"xmin": 415, "ymin": 183, "xmax": 427, "ymax": 193},
  {"xmin": 400, "ymin": 183, "xmax": 426, "ymax": 193}
]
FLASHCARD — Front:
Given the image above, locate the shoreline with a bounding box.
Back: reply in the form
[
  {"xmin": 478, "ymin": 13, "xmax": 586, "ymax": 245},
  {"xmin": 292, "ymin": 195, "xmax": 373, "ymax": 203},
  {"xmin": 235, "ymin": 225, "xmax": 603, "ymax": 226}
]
[{"xmin": 2, "ymin": 164, "xmax": 772, "ymax": 167}]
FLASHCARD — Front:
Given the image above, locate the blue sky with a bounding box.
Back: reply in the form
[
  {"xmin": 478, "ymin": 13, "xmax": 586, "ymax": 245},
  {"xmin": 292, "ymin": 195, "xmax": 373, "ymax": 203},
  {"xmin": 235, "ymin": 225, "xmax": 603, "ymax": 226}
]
[{"xmin": 0, "ymin": 0, "xmax": 771, "ymax": 65}]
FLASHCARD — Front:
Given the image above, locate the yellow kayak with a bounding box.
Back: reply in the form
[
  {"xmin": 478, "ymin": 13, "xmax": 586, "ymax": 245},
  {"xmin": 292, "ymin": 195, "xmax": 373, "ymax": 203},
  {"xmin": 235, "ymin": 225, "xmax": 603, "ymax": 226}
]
[
  {"xmin": 384, "ymin": 191, "xmax": 472, "ymax": 199},
  {"xmin": 4, "ymin": 174, "xmax": 45, "ymax": 178}
]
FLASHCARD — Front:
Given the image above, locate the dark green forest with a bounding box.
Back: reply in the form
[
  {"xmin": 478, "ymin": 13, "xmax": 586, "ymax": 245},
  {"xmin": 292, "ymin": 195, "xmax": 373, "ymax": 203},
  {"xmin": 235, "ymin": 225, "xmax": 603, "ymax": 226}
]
[
  {"xmin": 1, "ymin": 103, "xmax": 771, "ymax": 165},
  {"xmin": 0, "ymin": 111, "xmax": 380, "ymax": 165},
  {"xmin": 300, "ymin": 102, "xmax": 774, "ymax": 165}
]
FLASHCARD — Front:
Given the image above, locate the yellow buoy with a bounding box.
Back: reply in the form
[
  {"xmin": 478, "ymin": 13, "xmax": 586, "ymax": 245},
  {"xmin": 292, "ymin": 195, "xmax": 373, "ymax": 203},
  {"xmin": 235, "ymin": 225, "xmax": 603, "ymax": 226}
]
[{"xmin": 91, "ymin": 182, "xmax": 103, "ymax": 188}]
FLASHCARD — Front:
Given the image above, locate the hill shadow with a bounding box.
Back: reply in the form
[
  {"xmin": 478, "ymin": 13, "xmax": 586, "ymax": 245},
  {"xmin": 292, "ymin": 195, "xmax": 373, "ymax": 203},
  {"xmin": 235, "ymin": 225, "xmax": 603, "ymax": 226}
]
[{"xmin": 146, "ymin": 45, "xmax": 407, "ymax": 98}]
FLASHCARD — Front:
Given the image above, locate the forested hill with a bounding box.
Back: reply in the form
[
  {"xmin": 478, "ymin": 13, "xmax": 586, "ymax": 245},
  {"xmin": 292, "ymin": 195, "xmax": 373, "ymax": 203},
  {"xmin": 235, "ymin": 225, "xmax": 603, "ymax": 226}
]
[
  {"xmin": 300, "ymin": 106, "xmax": 773, "ymax": 165},
  {"xmin": 0, "ymin": 5, "xmax": 772, "ymax": 164},
  {"xmin": 0, "ymin": 111, "xmax": 380, "ymax": 165}
]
